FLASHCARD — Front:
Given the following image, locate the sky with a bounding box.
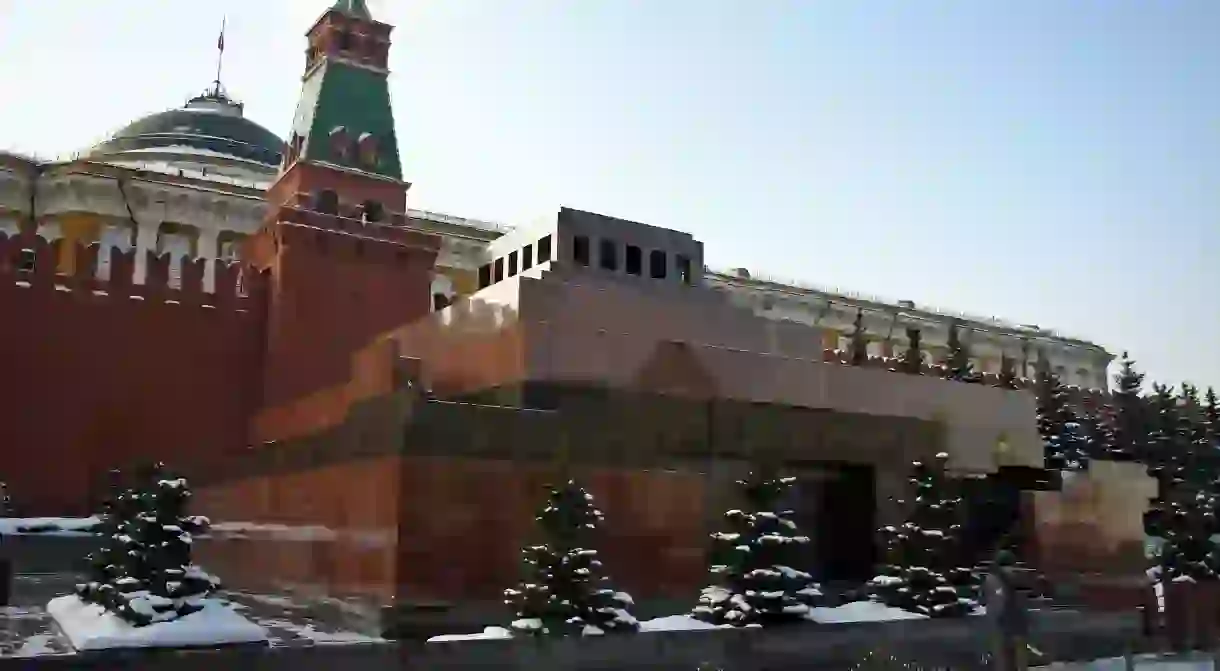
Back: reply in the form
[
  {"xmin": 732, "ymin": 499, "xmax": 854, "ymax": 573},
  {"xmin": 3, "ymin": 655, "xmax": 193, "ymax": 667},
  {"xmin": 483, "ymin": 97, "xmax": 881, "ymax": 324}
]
[{"xmin": 0, "ymin": 0, "xmax": 1216, "ymax": 390}]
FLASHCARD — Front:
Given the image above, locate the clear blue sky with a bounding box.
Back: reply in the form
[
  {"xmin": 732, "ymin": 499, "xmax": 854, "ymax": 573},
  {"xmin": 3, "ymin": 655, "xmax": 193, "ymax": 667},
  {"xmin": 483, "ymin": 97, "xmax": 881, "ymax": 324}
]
[{"xmin": 1, "ymin": 0, "xmax": 1216, "ymax": 390}]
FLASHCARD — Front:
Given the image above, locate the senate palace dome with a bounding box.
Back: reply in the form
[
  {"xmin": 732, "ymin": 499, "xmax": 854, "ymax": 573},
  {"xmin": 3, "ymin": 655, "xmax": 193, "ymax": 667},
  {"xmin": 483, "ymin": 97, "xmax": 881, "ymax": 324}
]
[{"xmin": 86, "ymin": 85, "xmax": 283, "ymax": 186}]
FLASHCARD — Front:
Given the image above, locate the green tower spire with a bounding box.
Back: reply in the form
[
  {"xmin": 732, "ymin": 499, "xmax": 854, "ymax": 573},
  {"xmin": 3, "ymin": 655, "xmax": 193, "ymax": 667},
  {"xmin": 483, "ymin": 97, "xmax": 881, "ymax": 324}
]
[
  {"xmin": 332, "ymin": 0, "xmax": 372, "ymax": 20},
  {"xmin": 286, "ymin": 2, "xmax": 401, "ymax": 182}
]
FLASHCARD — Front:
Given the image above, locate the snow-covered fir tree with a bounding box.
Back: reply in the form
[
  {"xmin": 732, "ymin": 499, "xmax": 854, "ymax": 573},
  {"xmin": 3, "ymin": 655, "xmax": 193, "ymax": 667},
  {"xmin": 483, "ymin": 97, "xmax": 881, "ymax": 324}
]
[
  {"xmin": 76, "ymin": 465, "xmax": 217, "ymax": 626},
  {"xmin": 1203, "ymin": 387, "xmax": 1220, "ymax": 448},
  {"xmin": 1100, "ymin": 353, "xmax": 1147, "ymax": 462},
  {"xmin": 1182, "ymin": 385, "xmax": 1213, "ymax": 462},
  {"xmin": 693, "ymin": 471, "xmax": 822, "ymax": 627},
  {"xmin": 504, "ymin": 480, "xmax": 637, "ymax": 636},
  {"xmin": 1035, "ymin": 368, "xmax": 1088, "ymax": 471},
  {"xmin": 1147, "ymin": 384, "xmax": 1188, "ymax": 485},
  {"xmin": 892, "ymin": 327, "xmax": 924, "ymax": 375},
  {"xmin": 848, "ymin": 309, "xmax": 868, "ymax": 366},
  {"xmin": 77, "ymin": 470, "xmax": 137, "ymax": 608},
  {"xmin": 869, "ymin": 453, "xmax": 977, "ymax": 618},
  {"xmin": 1154, "ymin": 477, "xmax": 1220, "ymax": 585},
  {"xmin": 997, "ymin": 354, "xmax": 1020, "ymax": 390},
  {"xmin": 942, "ymin": 324, "xmax": 978, "ymax": 384}
]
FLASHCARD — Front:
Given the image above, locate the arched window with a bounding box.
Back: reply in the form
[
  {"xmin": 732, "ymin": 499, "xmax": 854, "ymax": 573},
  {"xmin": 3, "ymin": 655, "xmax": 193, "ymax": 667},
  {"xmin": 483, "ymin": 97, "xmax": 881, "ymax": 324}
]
[
  {"xmin": 329, "ymin": 126, "xmax": 350, "ymax": 161},
  {"xmin": 335, "ymin": 30, "xmax": 353, "ymax": 52},
  {"xmin": 357, "ymin": 132, "xmax": 379, "ymax": 167},
  {"xmin": 361, "ymin": 200, "xmax": 384, "ymax": 224},
  {"xmin": 314, "ymin": 189, "xmax": 339, "ymax": 215}
]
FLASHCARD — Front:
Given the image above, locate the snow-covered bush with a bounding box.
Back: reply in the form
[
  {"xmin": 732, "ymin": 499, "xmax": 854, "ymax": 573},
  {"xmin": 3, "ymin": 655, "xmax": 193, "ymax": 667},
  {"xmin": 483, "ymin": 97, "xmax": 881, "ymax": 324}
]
[
  {"xmin": 692, "ymin": 471, "xmax": 821, "ymax": 627},
  {"xmin": 869, "ymin": 453, "xmax": 977, "ymax": 617},
  {"xmin": 75, "ymin": 464, "xmax": 218, "ymax": 627},
  {"xmin": 503, "ymin": 480, "xmax": 638, "ymax": 636}
]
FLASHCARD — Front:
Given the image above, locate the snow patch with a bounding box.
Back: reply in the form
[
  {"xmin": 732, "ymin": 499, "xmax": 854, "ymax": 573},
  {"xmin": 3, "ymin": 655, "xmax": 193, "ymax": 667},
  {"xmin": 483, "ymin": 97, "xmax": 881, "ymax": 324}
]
[
  {"xmin": 428, "ymin": 626, "xmax": 514, "ymax": 642},
  {"xmin": 48, "ymin": 595, "xmax": 267, "ymax": 651},
  {"xmin": 0, "ymin": 516, "xmax": 101, "ymax": 536},
  {"xmin": 808, "ymin": 600, "xmax": 929, "ymax": 624},
  {"xmin": 641, "ymin": 615, "xmax": 723, "ymax": 632},
  {"xmin": 13, "ymin": 634, "xmax": 62, "ymax": 657},
  {"xmin": 259, "ymin": 619, "xmax": 384, "ymax": 644},
  {"xmin": 427, "ymin": 614, "xmax": 726, "ymax": 641}
]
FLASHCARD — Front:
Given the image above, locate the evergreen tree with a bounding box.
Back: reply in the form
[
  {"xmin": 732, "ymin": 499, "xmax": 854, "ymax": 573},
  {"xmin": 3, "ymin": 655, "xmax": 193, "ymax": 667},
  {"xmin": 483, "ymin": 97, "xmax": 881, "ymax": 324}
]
[
  {"xmin": 1100, "ymin": 352, "xmax": 1147, "ymax": 462},
  {"xmin": 1076, "ymin": 404, "xmax": 1106, "ymax": 463},
  {"xmin": 1035, "ymin": 369, "xmax": 1087, "ymax": 471},
  {"xmin": 943, "ymin": 324, "xmax": 978, "ymax": 383},
  {"xmin": 1204, "ymin": 387, "xmax": 1220, "ymax": 448},
  {"xmin": 1179, "ymin": 384, "xmax": 1211, "ymax": 454},
  {"xmin": 1180, "ymin": 385, "xmax": 1213, "ymax": 484},
  {"xmin": 848, "ymin": 310, "xmax": 869, "ymax": 366},
  {"xmin": 76, "ymin": 469, "xmax": 137, "ymax": 608},
  {"xmin": 997, "ymin": 354, "xmax": 1020, "ymax": 390},
  {"xmin": 1146, "ymin": 384, "xmax": 1184, "ymax": 484},
  {"xmin": 1155, "ymin": 479, "xmax": 1219, "ymax": 584},
  {"xmin": 893, "ymin": 327, "xmax": 924, "ymax": 375},
  {"xmin": 693, "ymin": 471, "xmax": 822, "ymax": 627},
  {"xmin": 77, "ymin": 465, "xmax": 218, "ymax": 626},
  {"xmin": 1144, "ymin": 386, "xmax": 1183, "ymax": 538},
  {"xmin": 504, "ymin": 480, "xmax": 638, "ymax": 636},
  {"xmin": 869, "ymin": 453, "xmax": 978, "ymax": 618}
]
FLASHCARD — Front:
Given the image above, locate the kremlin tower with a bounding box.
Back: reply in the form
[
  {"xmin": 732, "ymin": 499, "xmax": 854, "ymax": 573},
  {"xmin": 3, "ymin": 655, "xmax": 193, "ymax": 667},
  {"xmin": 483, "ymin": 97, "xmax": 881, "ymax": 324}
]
[{"xmin": 248, "ymin": 0, "xmax": 440, "ymax": 408}]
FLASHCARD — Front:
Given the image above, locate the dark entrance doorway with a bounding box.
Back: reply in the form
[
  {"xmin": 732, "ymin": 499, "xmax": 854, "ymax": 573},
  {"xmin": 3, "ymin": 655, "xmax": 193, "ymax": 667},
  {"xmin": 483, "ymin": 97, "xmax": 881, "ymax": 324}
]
[{"xmin": 787, "ymin": 463, "xmax": 877, "ymax": 584}]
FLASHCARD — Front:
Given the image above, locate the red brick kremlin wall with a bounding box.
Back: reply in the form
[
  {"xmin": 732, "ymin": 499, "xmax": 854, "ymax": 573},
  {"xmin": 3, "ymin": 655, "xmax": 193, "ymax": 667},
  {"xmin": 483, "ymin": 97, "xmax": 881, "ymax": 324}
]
[{"xmin": 0, "ymin": 232, "xmax": 266, "ymax": 514}]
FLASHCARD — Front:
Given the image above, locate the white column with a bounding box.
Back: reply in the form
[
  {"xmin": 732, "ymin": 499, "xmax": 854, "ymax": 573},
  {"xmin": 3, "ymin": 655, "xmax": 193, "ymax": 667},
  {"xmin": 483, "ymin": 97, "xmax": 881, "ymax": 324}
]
[
  {"xmin": 134, "ymin": 223, "xmax": 159, "ymax": 285},
  {"xmin": 198, "ymin": 227, "xmax": 220, "ymax": 292}
]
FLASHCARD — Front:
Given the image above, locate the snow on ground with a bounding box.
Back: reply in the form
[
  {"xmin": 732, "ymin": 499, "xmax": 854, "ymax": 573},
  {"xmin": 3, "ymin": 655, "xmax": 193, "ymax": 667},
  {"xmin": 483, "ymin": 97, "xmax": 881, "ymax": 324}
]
[
  {"xmin": 427, "ymin": 601, "xmax": 949, "ymax": 641},
  {"xmin": 640, "ymin": 615, "xmax": 723, "ymax": 632},
  {"xmin": 254, "ymin": 618, "xmax": 384, "ymax": 645},
  {"xmin": 12, "ymin": 634, "xmax": 63, "ymax": 658},
  {"xmin": 429, "ymin": 626, "xmax": 514, "ymax": 642},
  {"xmin": 47, "ymin": 595, "xmax": 268, "ymax": 651},
  {"xmin": 1036, "ymin": 655, "xmax": 1215, "ymax": 671},
  {"xmin": 808, "ymin": 600, "xmax": 930, "ymax": 624},
  {"xmin": 0, "ymin": 517, "xmax": 101, "ymax": 536}
]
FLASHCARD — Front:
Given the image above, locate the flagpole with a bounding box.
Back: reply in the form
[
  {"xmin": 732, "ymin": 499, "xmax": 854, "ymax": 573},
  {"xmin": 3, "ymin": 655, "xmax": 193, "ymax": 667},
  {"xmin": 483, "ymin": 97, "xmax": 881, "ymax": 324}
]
[{"xmin": 214, "ymin": 16, "xmax": 227, "ymax": 94}]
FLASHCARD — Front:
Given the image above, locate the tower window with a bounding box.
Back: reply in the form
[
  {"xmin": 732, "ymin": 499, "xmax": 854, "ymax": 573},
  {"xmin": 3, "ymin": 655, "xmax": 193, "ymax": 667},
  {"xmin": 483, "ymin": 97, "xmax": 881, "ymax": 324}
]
[
  {"xmin": 329, "ymin": 126, "xmax": 350, "ymax": 160},
  {"xmin": 493, "ymin": 258, "xmax": 504, "ymax": 283},
  {"xmin": 572, "ymin": 235, "xmax": 590, "ymax": 266},
  {"xmin": 625, "ymin": 245, "xmax": 642, "ymax": 275},
  {"xmin": 676, "ymin": 254, "xmax": 692, "ymax": 285},
  {"xmin": 361, "ymin": 200, "xmax": 384, "ymax": 224},
  {"xmin": 508, "ymin": 251, "xmax": 519, "ymax": 277},
  {"xmin": 522, "ymin": 244, "xmax": 533, "ymax": 271},
  {"xmin": 649, "ymin": 250, "xmax": 667, "ymax": 279},
  {"xmin": 599, "ymin": 239, "xmax": 618, "ymax": 271},
  {"xmin": 537, "ymin": 235, "xmax": 552, "ymax": 263},
  {"xmin": 336, "ymin": 30, "xmax": 353, "ymax": 52},
  {"xmin": 357, "ymin": 132, "xmax": 379, "ymax": 167},
  {"xmin": 314, "ymin": 190, "xmax": 340, "ymax": 215},
  {"xmin": 477, "ymin": 264, "xmax": 492, "ymax": 289}
]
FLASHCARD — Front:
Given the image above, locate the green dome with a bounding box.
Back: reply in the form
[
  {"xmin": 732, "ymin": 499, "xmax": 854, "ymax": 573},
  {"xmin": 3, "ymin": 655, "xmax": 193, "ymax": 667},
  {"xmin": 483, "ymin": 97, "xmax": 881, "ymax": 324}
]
[{"xmin": 89, "ymin": 91, "xmax": 283, "ymax": 168}]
